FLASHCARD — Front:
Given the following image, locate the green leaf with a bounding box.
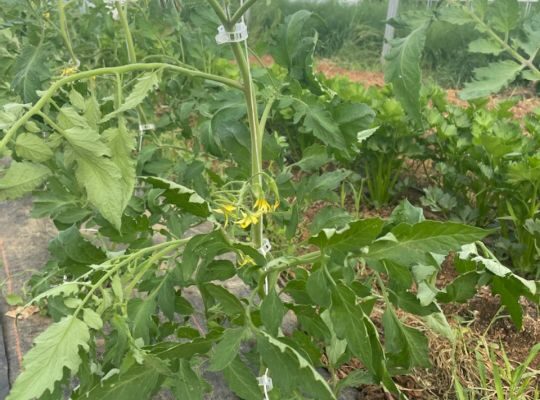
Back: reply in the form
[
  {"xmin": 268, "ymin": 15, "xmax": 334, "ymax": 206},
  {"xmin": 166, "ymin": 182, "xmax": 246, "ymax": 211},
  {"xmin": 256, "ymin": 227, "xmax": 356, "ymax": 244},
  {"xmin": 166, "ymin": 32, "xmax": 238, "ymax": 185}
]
[
  {"xmin": 11, "ymin": 43, "xmax": 50, "ymax": 103},
  {"xmin": 81, "ymin": 357, "xmax": 164, "ymax": 399},
  {"xmin": 518, "ymin": 14, "xmax": 540, "ymax": 57},
  {"xmin": 0, "ymin": 161, "xmax": 50, "ymax": 200},
  {"xmin": 367, "ymin": 221, "xmax": 491, "ymax": 266},
  {"xmin": 388, "ymin": 199, "xmax": 425, "ymax": 226},
  {"xmin": 256, "ymin": 331, "xmax": 336, "ymax": 399},
  {"xmin": 102, "ymin": 127, "xmax": 136, "ymax": 211},
  {"xmin": 7, "ymin": 316, "xmax": 90, "ymax": 400},
  {"xmin": 147, "ymin": 336, "xmax": 213, "ymax": 360},
  {"xmin": 308, "ymin": 206, "xmax": 353, "ymax": 235},
  {"xmin": 101, "ymin": 72, "xmax": 159, "ymax": 123},
  {"xmin": 15, "ymin": 133, "xmax": 53, "ymax": 162},
  {"xmin": 294, "ymin": 143, "xmax": 330, "ymax": 172},
  {"xmin": 128, "ymin": 297, "xmax": 157, "ymax": 344},
  {"xmin": 306, "ymin": 267, "xmax": 332, "ymax": 308},
  {"xmin": 460, "ymin": 61, "xmax": 524, "ymax": 100},
  {"xmin": 202, "ymin": 283, "xmax": 245, "ymax": 317},
  {"xmin": 384, "ymin": 22, "xmax": 429, "ymax": 120},
  {"xmin": 468, "ymin": 38, "xmax": 504, "ymax": 55},
  {"xmin": 382, "ymin": 307, "xmax": 430, "ymax": 371},
  {"xmin": 172, "ymin": 360, "xmax": 205, "ymax": 400},
  {"xmin": 260, "ymin": 288, "xmax": 286, "ymax": 336},
  {"xmin": 63, "ymin": 126, "xmax": 127, "ymax": 229},
  {"xmin": 222, "ymin": 357, "xmax": 263, "ymax": 400},
  {"xmin": 437, "ymin": 272, "xmax": 479, "ymax": 303},
  {"xmin": 208, "ymin": 327, "xmax": 246, "ymax": 371},
  {"xmin": 272, "ymin": 10, "xmax": 325, "ymax": 94},
  {"xmin": 48, "ymin": 225, "xmax": 106, "ymax": 265},
  {"xmin": 303, "ymin": 105, "xmax": 346, "ymax": 151},
  {"xmin": 309, "ymin": 218, "xmax": 384, "ymax": 252},
  {"xmin": 83, "ymin": 308, "xmax": 103, "ymax": 330},
  {"xmin": 329, "ymin": 283, "xmax": 379, "ymax": 377},
  {"xmin": 143, "ymin": 176, "xmax": 210, "ymax": 217},
  {"xmin": 490, "ymin": 0, "xmax": 520, "ymax": 34}
]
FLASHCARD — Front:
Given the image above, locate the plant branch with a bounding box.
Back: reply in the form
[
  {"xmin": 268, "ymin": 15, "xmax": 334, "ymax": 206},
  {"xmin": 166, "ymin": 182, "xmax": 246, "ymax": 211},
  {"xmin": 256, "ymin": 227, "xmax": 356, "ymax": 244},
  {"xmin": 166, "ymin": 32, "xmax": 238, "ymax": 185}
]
[
  {"xmin": 0, "ymin": 62, "xmax": 242, "ymax": 152},
  {"xmin": 230, "ymin": 0, "xmax": 260, "ymax": 25},
  {"xmin": 57, "ymin": 0, "xmax": 78, "ymax": 64},
  {"xmin": 206, "ymin": 0, "xmax": 231, "ymax": 28},
  {"xmin": 465, "ymin": 7, "xmax": 540, "ymax": 75}
]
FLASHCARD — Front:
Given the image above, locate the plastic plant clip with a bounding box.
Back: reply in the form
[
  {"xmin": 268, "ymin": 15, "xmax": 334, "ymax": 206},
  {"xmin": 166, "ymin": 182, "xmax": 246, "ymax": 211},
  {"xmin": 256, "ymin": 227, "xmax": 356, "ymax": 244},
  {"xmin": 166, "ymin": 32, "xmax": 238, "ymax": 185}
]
[
  {"xmin": 215, "ymin": 22, "xmax": 248, "ymax": 44},
  {"xmin": 257, "ymin": 373, "xmax": 274, "ymax": 398},
  {"xmin": 138, "ymin": 123, "xmax": 156, "ymax": 132},
  {"xmin": 258, "ymin": 238, "xmax": 272, "ymax": 257}
]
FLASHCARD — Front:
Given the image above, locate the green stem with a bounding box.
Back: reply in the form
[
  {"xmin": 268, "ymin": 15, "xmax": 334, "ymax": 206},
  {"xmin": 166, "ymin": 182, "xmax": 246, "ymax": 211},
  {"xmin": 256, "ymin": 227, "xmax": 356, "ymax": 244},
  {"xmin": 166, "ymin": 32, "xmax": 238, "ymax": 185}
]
[
  {"xmin": 116, "ymin": 2, "xmax": 137, "ymax": 63},
  {"xmin": 230, "ymin": 0, "xmax": 260, "ymax": 25},
  {"xmin": 231, "ymin": 41, "xmax": 264, "ymax": 248},
  {"xmin": 206, "ymin": 0, "xmax": 231, "ymax": 28},
  {"xmin": 57, "ymin": 0, "xmax": 78, "ymax": 64},
  {"xmin": 0, "ymin": 62, "xmax": 242, "ymax": 152}
]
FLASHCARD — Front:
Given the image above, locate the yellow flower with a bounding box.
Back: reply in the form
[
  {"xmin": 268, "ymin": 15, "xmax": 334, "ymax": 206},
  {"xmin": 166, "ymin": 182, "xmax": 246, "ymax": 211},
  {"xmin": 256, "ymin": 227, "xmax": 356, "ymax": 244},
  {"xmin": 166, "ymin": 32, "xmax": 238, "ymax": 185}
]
[
  {"xmin": 237, "ymin": 253, "xmax": 255, "ymax": 267},
  {"xmin": 235, "ymin": 211, "xmax": 260, "ymax": 229},
  {"xmin": 254, "ymin": 198, "xmax": 272, "ymax": 214},
  {"xmin": 61, "ymin": 66, "xmax": 78, "ymax": 77},
  {"xmin": 43, "ymin": 12, "xmax": 50, "ymax": 19},
  {"xmin": 214, "ymin": 203, "xmax": 236, "ymax": 227}
]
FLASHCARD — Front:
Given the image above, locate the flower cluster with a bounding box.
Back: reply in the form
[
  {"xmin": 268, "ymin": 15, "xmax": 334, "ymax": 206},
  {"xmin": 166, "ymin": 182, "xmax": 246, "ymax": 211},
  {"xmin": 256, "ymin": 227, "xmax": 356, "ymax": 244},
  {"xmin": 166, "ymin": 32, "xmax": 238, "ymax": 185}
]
[{"xmin": 214, "ymin": 196, "xmax": 279, "ymax": 230}]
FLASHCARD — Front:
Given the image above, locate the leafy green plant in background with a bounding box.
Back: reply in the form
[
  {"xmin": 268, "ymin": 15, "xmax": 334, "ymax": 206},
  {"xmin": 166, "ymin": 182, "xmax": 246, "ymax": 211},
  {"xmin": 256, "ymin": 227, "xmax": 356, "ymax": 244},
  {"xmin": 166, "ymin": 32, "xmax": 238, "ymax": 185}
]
[
  {"xmin": 0, "ymin": 2, "xmax": 538, "ymax": 400},
  {"xmin": 385, "ymin": 0, "xmax": 540, "ymax": 119}
]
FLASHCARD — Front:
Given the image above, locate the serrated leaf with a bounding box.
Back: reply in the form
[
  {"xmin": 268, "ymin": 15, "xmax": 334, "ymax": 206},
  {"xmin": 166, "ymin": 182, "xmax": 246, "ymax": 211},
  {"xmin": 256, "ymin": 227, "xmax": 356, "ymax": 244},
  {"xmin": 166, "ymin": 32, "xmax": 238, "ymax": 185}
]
[
  {"xmin": 7, "ymin": 316, "xmax": 90, "ymax": 400},
  {"xmin": 81, "ymin": 357, "xmax": 163, "ymax": 399},
  {"xmin": 256, "ymin": 331, "xmax": 336, "ymax": 399},
  {"xmin": 48, "ymin": 225, "xmax": 107, "ymax": 265},
  {"xmin": 223, "ymin": 357, "xmax": 263, "ymax": 400},
  {"xmin": 15, "ymin": 133, "xmax": 53, "ymax": 162},
  {"xmin": 306, "ymin": 267, "xmax": 332, "ymax": 308},
  {"xmin": 308, "ymin": 206, "xmax": 353, "ymax": 235},
  {"xmin": 518, "ymin": 14, "xmax": 540, "ymax": 57},
  {"xmin": 382, "ymin": 307, "xmax": 430, "ymax": 371},
  {"xmin": 127, "ymin": 297, "xmax": 157, "ymax": 344},
  {"xmin": 309, "ymin": 218, "xmax": 384, "ymax": 252},
  {"xmin": 260, "ymin": 289, "xmax": 286, "ymax": 335},
  {"xmin": 102, "ymin": 127, "xmax": 136, "ymax": 210},
  {"xmin": 294, "ymin": 143, "xmax": 330, "ymax": 172},
  {"xmin": 202, "ymin": 283, "xmax": 245, "ymax": 317},
  {"xmin": 172, "ymin": 360, "xmax": 205, "ymax": 400},
  {"xmin": 0, "ymin": 161, "xmax": 50, "ymax": 200},
  {"xmin": 63, "ymin": 126, "xmax": 127, "ymax": 229},
  {"xmin": 367, "ymin": 221, "xmax": 491, "ymax": 266},
  {"xmin": 11, "ymin": 43, "xmax": 50, "ymax": 103},
  {"xmin": 460, "ymin": 61, "xmax": 524, "ymax": 100},
  {"xmin": 468, "ymin": 38, "xmax": 504, "ymax": 55},
  {"xmin": 101, "ymin": 72, "xmax": 158, "ymax": 123},
  {"xmin": 143, "ymin": 176, "xmax": 210, "ymax": 217},
  {"xmin": 329, "ymin": 283, "xmax": 379, "ymax": 377},
  {"xmin": 384, "ymin": 22, "xmax": 429, "ymax": 120},
  {"xmin": 83, "ymin": 308, "xmax": 103, "ymax": 330},
  {"xmin": 209, "ymin": 327, "xmax": 246, "ymax": 371},
  {"xmin": 490, "ymin": 0, "xmax": 520, "ymax": 33},
  {"xmin": 303, "ymin": 106, "xmax": 346, "ymax": 151},
  {"xmin": 147, "ymin": 336, "xmax": 214, "ymax": 360}
]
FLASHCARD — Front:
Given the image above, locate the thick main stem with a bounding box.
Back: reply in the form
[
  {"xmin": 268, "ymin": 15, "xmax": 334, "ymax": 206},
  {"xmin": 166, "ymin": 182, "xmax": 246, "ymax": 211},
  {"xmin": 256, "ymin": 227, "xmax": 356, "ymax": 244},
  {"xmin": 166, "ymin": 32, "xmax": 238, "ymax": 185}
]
[{"xmin": 231, "ymin": 42, "xmax": 264, "ymax": 249}]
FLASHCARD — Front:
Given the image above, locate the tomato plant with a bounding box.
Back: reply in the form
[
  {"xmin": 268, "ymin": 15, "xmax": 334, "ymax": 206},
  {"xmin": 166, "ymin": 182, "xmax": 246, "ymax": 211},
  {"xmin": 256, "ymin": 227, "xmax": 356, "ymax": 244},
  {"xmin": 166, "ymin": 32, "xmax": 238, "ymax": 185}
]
[{"xmin": 0, "ymin": 1, "xmax": 537, "ymax": 400}]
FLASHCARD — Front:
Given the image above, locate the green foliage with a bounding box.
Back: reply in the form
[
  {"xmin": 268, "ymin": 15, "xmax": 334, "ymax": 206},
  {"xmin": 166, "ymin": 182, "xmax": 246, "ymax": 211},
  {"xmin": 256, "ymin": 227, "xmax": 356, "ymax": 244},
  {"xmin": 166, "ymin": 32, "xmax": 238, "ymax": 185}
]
[
  {"xmin": 6, "ymin": 316, "xmax": 90, "ymax": 400},
  {"xmin": 0, "ymin": 161, "xmax": 50, "ymax": 200},
  {"xmin": 1, "ymin": 2, "xmax": 538, "ymax": 400}
]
